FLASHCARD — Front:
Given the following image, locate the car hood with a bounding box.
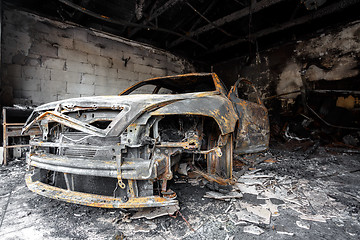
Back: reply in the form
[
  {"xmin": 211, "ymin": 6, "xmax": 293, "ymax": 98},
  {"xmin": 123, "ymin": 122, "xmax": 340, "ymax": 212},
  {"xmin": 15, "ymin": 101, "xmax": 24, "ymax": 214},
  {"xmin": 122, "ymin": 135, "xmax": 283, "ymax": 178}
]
[
  {"xmin": 34, "ymin": 92, "xmax": 217, "ymax": 111},
  {"xmin": 24, "ymin": 91, "xmax": 236, "ymax": 137}
]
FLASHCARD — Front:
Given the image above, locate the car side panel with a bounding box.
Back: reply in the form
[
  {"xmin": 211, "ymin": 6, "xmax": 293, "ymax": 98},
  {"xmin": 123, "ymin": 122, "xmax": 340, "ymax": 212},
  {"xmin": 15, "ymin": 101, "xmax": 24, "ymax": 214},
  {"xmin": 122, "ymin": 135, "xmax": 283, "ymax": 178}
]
[
  {"xmin": 228, "ymin": 83, "xmax": 270, "ymax": 154},
  {"xmin": 151, "ymin": 95, "xmax": 238, "ymax": 135}
]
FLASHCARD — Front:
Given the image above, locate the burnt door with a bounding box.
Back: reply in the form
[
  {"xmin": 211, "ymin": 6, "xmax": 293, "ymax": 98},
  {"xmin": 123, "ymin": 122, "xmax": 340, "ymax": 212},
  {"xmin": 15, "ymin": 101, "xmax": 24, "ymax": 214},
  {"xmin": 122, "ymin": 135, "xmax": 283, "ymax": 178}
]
[{"xmin": 228, "ymin": 79, "xmax": 270, "ymax": 154}]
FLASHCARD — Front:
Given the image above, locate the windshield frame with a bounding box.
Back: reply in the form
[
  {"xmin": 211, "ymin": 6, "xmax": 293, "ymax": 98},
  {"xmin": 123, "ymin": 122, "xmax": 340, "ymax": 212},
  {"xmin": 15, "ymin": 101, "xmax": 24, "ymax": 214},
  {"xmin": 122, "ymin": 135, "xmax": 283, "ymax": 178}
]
[{"xmin": 118, "ymin": 73, "xmax": 227, "ymax": 96}]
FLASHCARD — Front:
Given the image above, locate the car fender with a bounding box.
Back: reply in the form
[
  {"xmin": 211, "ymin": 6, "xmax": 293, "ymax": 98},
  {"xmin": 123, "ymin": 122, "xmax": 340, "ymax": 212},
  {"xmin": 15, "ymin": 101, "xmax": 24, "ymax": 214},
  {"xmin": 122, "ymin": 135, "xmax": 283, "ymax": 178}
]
[{"xmin": 151, "ymin": 95, "xmax": 238, "ymax": 135}]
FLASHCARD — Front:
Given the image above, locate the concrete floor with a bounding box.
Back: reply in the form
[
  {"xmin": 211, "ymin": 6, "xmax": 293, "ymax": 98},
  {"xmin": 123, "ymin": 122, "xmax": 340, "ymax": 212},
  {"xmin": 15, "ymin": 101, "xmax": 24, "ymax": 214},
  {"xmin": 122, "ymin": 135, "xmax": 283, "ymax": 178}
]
[{"xmin": 1, "ymin": 141, "xmax": 360, "ymax": 239}]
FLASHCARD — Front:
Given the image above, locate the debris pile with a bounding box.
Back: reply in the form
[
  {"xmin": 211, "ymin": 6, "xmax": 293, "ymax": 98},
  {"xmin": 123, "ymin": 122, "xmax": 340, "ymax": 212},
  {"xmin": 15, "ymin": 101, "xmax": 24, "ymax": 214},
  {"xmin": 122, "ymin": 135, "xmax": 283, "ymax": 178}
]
[
  {"xmin": 117, "ymin": 146, "xmax": 358, "ymax": 238},
  {"xmin": 228, "ymin": 169, "xmax": 349, "ymax": 234},
  {"xmin": 187, "ymin": 147, "xmax": 357, "ymax": 237},
  {"xmin": 1, "ymin": 144, "xmax": 360, "ymax": 239}
]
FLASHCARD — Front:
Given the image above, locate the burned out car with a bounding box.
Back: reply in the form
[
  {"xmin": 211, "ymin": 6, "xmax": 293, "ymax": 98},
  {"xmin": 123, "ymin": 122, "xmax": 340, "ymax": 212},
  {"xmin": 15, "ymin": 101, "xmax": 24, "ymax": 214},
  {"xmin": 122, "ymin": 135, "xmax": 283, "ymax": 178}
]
[{"xmin": 22, "ymin": 73, "xmax": 269, "ymax": 208}]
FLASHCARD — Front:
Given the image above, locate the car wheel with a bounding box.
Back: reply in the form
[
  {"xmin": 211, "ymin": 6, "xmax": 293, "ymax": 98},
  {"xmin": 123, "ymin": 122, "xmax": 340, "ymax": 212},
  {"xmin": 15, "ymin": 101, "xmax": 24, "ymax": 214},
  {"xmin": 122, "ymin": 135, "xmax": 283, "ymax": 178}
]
[{"xmin": 207, "ymin": 130, "xmax": 233, "ymax": 179}]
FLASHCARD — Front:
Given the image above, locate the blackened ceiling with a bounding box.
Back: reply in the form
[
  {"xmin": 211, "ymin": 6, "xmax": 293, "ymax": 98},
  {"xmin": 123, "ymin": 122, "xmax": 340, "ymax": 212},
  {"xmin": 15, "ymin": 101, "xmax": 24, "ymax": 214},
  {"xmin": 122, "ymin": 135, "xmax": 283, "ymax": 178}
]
[{"xmin": 3, "ymin": 0, "xmax": 360, "ymax": 65}]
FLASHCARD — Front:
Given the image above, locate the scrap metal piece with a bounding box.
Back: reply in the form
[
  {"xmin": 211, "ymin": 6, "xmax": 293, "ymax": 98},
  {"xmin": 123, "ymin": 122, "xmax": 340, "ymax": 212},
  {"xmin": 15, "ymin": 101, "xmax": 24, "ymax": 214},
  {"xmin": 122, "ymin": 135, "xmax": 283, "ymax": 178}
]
[
  {"xmin": 203, "ymin": 191, "xmax": 243, "ymax": 200},
  {"xmin": 243, "ymin": 225, "xmax": 264, "ymax": 235},
  {"xmin": 131, "ymin": 205, "xmax": 180, "ymax": 220},
  {"xmin": 116, "ymin": 152, "xmax": 126, "ymax": 189},
  {"xmin": 26, "ymin": 173, "xmax": 178, "ymax": 208},
  {"xmin": 193, "ymin": 167, "xmax": 235, "ymax": 186}
]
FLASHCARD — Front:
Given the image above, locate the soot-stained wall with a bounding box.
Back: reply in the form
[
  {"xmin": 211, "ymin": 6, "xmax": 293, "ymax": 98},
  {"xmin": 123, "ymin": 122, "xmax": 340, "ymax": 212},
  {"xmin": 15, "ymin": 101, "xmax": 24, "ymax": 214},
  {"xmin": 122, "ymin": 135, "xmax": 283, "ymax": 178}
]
[
  {"xmin": 1, "ymin": 10, "xmax": 195, "ymax": 106},
  {"xmin": 214, "ymin": 20, "xmax": 360, "ymax": 111}
]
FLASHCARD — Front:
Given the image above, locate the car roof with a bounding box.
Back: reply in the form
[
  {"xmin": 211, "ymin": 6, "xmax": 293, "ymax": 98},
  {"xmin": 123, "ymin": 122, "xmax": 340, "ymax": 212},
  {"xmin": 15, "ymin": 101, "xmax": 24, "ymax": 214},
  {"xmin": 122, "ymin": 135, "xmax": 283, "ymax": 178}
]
[{"xmin": 119, "ymin": 73, "xmax": 226, "ymax": 95}]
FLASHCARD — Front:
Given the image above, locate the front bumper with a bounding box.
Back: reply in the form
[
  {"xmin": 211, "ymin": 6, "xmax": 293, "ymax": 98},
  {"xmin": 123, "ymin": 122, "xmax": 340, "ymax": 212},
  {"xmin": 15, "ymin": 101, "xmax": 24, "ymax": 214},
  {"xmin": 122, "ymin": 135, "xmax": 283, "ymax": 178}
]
[
  {"xmin": 26, "ymin": 173, "xmax": 178, "ymax": 208},
  {"xmin": 28, "ymin": 152, "xmax": 155, "ymax": 179}
]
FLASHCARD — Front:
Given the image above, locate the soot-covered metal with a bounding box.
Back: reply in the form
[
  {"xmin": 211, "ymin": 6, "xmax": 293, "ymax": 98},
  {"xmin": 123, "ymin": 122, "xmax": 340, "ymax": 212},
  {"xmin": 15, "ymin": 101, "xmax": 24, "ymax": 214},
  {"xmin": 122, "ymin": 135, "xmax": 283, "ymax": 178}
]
[{"xmin": 22, "ymin": 73, "xmax": 269, "ymax": 208}]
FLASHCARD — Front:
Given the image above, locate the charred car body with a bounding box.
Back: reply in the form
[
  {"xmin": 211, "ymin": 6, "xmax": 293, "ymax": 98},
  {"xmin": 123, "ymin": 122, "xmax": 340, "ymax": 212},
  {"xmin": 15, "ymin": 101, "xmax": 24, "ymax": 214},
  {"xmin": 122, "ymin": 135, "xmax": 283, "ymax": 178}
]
[{"xmin": 23, "ymin": 73, "xmax": 269, "ymax": 208}]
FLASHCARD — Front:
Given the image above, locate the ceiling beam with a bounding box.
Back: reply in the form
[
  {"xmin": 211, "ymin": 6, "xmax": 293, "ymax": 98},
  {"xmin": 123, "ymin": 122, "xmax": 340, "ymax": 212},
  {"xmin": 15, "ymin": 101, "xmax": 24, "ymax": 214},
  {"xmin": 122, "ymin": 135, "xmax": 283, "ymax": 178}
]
[
  {"xmin": 185, "ymin": 1, "xmax": 234, "ymax": 37},
  {"xmin": 128, "ymin": 0, "xmax": 183, "ymax": 37},
  {"xmin": 168, "ymin": 0, "xmax": 286, "ymax": 49},
  {"xmin": 188, "ymin": 0, "xmax": 217, "ymax": 32},
  {"xmin": 203, "ymin": 0, "xmax": 360, "ymax": 56},
  {"xmin": 58, "ymin": 0, "xmax": 207, "ymax": 49}
]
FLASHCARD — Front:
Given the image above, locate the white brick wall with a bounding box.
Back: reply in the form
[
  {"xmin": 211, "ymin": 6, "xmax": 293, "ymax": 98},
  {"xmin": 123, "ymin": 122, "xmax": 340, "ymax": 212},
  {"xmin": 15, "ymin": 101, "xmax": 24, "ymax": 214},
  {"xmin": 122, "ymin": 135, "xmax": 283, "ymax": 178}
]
[
  {"xmin": 58, "ymin": 48, "xmax": 87, "ymax": 63},
  {"xmin": 87, "ymin": 54, "xmax": 111, "ymax": 67},
  {"xmin": 2, "ymin": 10, "xmax": 195, "ymax": 106},
  {"xmin": 50, "ymin": 69, "xmax": 81, "ymax": 83},
  {"xmin": 94, "ymin": 66, "xmax": 117, "ymax": 78},
  {"xmin": 41, "ymin": 80, "xmax": 67, "ymax": 94},
  {"xmin": 80, "ymin": 74, "xmax": 96, "ymax": 85},
  {"xmin": 43, "ymin": 58, "xmax": 66, "ymax": 70},
  {"xmin": 67, "ymin": 83, "xmax": 95, "ymax": 95},
  {"xmin": 74, "ymin": 40, "xmax": 101, "ymax": 55},
  {"xmin": 22, "ymin": 66, "xmax": 50, "ymax": 80},
  {"xmin": 66, "ymin": 61, "xmax": 94, "ymax": 74}
]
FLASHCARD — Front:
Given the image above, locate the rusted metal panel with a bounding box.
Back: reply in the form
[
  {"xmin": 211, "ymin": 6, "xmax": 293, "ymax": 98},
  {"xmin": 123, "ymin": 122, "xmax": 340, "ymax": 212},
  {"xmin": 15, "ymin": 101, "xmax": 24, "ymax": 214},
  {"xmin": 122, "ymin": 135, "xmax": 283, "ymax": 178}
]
[
  {"xmin": 228, "ymin": 78, "xmax": 270, "ymax": 154},
  {"xmin": 26, "ymin": 174, "xmax": 178, "ymax": 208},
  {"xmin": 151, "ymin": 96, "xmax": 237, "ymax": 135}
]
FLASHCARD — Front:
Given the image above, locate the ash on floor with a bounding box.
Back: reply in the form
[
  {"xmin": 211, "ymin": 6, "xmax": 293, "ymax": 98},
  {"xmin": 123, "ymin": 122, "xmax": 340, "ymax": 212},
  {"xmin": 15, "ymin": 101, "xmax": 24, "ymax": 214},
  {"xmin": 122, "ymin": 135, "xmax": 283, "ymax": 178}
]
[{"xmin": 0, "ymin": 141, "xmax": 359, "ymax": 239}]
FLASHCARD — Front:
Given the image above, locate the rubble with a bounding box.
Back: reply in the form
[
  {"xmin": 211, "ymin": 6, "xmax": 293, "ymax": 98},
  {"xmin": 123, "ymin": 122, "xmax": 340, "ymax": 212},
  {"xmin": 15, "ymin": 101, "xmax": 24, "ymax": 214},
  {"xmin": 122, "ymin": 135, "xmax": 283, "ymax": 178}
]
[
  {"xmin": 296, "ymin": 220, "xmax": 311, "ymax": 229},
  {"xmin": 276, "ymin": 230, "xmax": 294, "ymax": 236},
  {"xmin": 203, "ymin": 191, "xmax": 243, "ymax": 201},
  {"xmin": 177, "ymin": 163, "xmax": 189, "ymax": 176},
  {"xmin": 131, "ymin": 205, "xmax": 179, "ymax": 220},
  {"xmin": 243, "ymin": 225, "xmax": 264, "ymax": 235},
  {"xmin": 236, "ymin": 202, "xmax": 271, "ymax": 225},
  {"xmin": 1, "ymin": 140, "xmax": 360, "ymax": 239},
  {"xmin": 231, "ymin": 209, "xmax": 263, "ymax": 225},
  {"xmin": 299, "ymin": 214, "xmax": 328, "ymax": 223}
]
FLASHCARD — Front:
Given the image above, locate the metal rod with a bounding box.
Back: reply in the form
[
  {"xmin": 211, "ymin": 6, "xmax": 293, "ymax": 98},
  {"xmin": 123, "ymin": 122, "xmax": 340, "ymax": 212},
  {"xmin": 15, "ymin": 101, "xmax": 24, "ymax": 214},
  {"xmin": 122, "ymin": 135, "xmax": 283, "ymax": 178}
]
[
  {"xmin": 63, "ymin": 173, "xmax": 72, "ymax": 190},
  {"xmin": 306, "ymin": 103, "xmax": 360, "ymax": 130},
  {"xmin": 57, "ymin": 0, "xmax": 207, "ymax": 49},
  {"xmin": 3, "ymin": 145, "xmax": 30, "ymax": 149},
  {"xmin": 3, "ymin": 123, "xmax": 24, "ymax": 126},
  {"xmin": 3, "ymin": 108, "xmax": 7, "ymax": 165},
  {"xmin": 189, "ymin": 1, "xmax": 217, "ymax": 32},
  {"xmin": 310, "ymin": 90, "xmax": 360, "ymax": 95},
  {"xmin": 264, "ymin": 90, "xmax": 301, "ymax": 100},
  {"xmin": 128, "ymin": 0, "xmax": 183, "ymax": 37},
  {"xmin": 169, "ymin": 0, "xmax": 285, "ymax": 48},
  {"xmin": 185, "ymin": 2, "xmax": 235, "ymax": 37},
  {"xmin": 204, "ymin": 0, "xmax": 360, "ymax": 55}
]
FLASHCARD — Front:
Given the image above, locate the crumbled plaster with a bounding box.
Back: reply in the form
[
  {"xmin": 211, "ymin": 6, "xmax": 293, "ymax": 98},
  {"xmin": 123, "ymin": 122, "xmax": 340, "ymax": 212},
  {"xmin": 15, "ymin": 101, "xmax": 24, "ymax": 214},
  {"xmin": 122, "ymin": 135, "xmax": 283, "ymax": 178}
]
[
  {"xmin": 297, "ymin": 21, "xmax": 360, "ymax": 58},
  {"xmin": 276, "ymin": 61, "xmax": 302, "ymax": 98},
  {"xmin": 306, "ymin": 56, "xmax": 359, "ymax": 81},
  {"xmin": 276, "ymin": 21, "xmax": 360, "ymax": 98}
]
